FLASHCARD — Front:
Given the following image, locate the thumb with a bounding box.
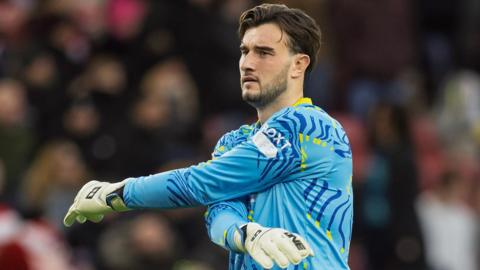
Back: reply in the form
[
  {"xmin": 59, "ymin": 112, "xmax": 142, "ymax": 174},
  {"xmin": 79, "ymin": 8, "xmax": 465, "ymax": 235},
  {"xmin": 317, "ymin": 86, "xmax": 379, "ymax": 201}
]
[{"xmin": 63, "ymin": 208, "xmax": 78, "ymax": 227}]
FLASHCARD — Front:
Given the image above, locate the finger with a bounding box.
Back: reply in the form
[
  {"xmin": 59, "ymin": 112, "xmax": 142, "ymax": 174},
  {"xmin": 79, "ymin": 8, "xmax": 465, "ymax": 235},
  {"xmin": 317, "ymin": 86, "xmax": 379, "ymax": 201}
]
[
  {"xmin": 86, "ymin": 213, "xmax": 104, "ymax": 223},
  {"xmin": 276, "ymin": 236, "xmax": 303, "ymax": 264},
  {"xmin": 292, "ymin": 233, "xmax": 315, "ymax": 257},
  {"xmin": 250, "ymin": 248, "xmax": 274, "ymax": 269},
  {"xmin": 262, "ymin": 240, "xmax": 290, "ymax": 268},
  {"xmin": 76, "ymin": 214, "xmax": 87, "ymax": 223},
  {"xmin": 289, "ymin": 233, "xmax": 314, "ymax": 257},
  {"xmin": 63, "ymin": 208, "xmax": 78, "ymax": 227}
]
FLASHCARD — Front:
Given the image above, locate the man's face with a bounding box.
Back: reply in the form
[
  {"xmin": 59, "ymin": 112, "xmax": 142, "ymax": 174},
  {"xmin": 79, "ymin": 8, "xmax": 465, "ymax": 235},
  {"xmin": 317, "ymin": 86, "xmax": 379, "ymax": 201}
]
[{"xmin": 239, "ymin": 23, "xmax": 293, "ymax": 108}]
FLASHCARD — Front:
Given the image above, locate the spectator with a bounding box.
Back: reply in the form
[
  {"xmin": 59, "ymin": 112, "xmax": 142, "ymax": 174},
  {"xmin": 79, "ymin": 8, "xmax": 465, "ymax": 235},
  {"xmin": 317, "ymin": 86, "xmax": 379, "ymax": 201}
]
[
  {"xmin": 356, "ymin": 103, "xmax": 427, "ymax": 270},
  {"xmin": 434, "ymin": 70, "xmax": 480, "ymax": 154},
  {"xmin": 119, "ymin": 58, "xmax": 200, "ymax": 176},
  {"xmin": 0, "ymin": 79, "xmax": 34, "ymax": 202},
  {"xmin": 416, "ymin": 170, "xmax": 479, "ymax": 270},
  {"xmin": 21, "ymin": 139, "xmax": 90, "ymax": 229},
  {"xmin": 0, "ymin": 203, "xmax": 75, "ymax": 270},
  {"xmin": 328, "ymin": 0, "xmax": 415, "ymax": 111},
  {"xmin": 98, "ymin": 213, "xmax": 180, "ymax": 270},
  {"xmin": 63, "ymin": 54, "xmax": 130, "ymax": 178}
]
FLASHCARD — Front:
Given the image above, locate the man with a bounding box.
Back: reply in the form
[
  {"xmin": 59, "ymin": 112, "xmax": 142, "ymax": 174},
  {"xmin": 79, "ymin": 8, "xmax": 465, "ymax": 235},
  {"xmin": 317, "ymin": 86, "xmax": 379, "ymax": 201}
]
[{"xmin": 64, "ymin": 4, "xmax": 353, "ymax": 270}]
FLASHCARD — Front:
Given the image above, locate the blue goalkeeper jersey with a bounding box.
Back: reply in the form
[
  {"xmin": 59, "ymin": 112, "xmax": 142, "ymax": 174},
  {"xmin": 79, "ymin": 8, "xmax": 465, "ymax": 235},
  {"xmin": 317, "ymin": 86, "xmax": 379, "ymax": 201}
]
[{"xmin": 122, "ymin": 97, "xmax": 353, "ymax": 270}]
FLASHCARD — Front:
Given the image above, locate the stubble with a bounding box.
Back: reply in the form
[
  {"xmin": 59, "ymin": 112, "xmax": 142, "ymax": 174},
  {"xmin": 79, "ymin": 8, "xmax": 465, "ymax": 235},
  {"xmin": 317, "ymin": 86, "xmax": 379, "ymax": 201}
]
[{"xmin": 242, "ymin": 63, "xmax": 290, "ymax": 109}]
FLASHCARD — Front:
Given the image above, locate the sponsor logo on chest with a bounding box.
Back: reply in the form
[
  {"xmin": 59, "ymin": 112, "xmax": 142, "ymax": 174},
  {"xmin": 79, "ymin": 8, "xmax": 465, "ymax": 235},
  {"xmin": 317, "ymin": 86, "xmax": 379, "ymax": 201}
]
[
  {"xmin": 252, "ymin": 124, "xmax": 291, "ymax": 158},
  {"xmin": 261, "ymin": 124, "xmax": 291, "ymax": 150}
]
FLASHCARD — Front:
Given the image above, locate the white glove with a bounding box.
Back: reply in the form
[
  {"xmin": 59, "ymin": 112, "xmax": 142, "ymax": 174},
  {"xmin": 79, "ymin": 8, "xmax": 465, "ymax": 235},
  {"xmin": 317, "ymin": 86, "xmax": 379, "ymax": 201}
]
[
  {"xmin": 63, "ymin": 180, "xmax": 130, "ymax": 227},
  {"xmin": 235, "ymin": 222, "xmax": 314, "ymax": 269}
]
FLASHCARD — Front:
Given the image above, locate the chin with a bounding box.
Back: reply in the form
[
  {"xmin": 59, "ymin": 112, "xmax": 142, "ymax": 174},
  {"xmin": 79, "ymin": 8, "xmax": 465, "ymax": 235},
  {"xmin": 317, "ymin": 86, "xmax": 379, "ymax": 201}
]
[
  {"xmin": 242, "ymin": 88, "xmax": 256, "ymax": 98},
  {"xmin": 242, "ymin": 84, "xmax": 259, "ymax": 94},
  {"xmin": 242, "ymin": 91, "xmax": 261, "ymax": 106}
]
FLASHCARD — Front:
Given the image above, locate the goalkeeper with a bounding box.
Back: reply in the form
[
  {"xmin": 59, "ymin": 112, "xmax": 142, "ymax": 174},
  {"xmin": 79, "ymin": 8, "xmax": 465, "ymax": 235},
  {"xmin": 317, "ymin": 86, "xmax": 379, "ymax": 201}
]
[{"xmin": 64, "ymin": 4, "xmax": 353, "ymax": 270}]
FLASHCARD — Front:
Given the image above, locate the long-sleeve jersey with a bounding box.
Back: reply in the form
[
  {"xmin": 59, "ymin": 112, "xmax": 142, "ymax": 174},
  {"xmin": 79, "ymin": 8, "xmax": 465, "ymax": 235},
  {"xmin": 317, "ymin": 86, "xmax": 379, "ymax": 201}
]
[{"xmin": 122, "ymin": 97, "xmax": 353, "ymax": 269}]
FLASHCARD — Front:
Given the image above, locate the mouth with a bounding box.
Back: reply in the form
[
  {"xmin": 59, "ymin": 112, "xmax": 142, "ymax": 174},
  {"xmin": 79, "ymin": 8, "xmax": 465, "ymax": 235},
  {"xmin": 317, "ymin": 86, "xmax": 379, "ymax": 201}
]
[{"xmin": 241, "ymin": 75, "xmax": 259, "ymax": 85}]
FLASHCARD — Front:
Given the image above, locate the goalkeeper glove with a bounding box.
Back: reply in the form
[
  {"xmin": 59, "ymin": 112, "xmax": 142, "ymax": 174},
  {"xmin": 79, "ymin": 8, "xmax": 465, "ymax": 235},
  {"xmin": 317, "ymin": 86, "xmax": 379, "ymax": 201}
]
[
  {"xmin": 63, "ymin": 179, "xmax": 130, "ymax": 227},
  {"xmin": 234, "ymin": 222, "xmax": 314, "ymax": 269}
]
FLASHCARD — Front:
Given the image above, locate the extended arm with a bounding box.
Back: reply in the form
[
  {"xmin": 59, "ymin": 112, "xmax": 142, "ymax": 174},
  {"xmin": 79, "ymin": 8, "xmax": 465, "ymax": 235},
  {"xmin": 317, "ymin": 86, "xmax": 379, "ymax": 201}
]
[
  {"xmin": 64, "ymin": 110, "xmax": 300, "ymax": 220},
  {"xmin": 63, "ymin": 110, "xmax": 314, "ymax": 269},
  {"xmin": 124, "ymin": 110, "xmax": 301, "ymax": 209}
]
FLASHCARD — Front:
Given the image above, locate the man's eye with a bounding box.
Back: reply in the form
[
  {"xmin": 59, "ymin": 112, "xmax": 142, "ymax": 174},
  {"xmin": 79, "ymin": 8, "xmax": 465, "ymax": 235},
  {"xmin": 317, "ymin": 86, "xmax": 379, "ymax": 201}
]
[{"xmin": 258, "ymin": 51, "xmax": 270, "ymax": 56}]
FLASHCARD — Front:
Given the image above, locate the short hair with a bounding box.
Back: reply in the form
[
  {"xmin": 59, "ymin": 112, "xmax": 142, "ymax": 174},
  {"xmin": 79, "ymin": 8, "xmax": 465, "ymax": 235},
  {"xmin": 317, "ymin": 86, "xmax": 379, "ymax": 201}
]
[{"xmin": 238, "ymin": 4, "xmax": 321, "ymax": 73}]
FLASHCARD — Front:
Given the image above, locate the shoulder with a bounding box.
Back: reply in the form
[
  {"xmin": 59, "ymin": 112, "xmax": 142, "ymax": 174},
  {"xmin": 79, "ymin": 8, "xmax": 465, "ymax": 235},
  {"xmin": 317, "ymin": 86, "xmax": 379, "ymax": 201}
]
[
  {"xmin": 265, "ymin": 104, "xmax": 337, "ymax": 133},
  {"xmin": 260, "ymin": 104, "xmax": 351, "ymax": 157},
  {"xmin": 212, "ymin": 124, "xmax": 256, "ymax": 158}
]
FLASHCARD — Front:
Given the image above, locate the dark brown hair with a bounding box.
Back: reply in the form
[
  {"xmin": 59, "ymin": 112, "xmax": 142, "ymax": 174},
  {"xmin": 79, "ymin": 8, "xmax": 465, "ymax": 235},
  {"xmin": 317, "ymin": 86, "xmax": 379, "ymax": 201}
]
[{"xmin": 238, "ymin": 4, "xmax": 321, "ymax": 73}]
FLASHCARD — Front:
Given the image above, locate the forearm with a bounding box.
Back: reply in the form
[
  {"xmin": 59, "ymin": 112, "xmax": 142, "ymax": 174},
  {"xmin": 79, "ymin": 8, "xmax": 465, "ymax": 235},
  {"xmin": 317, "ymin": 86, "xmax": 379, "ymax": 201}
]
[
  {"xmin": 206, "ymin": 202, "xmax": 248, "ymax": 252},
  {"xmin": 122, "ymin": 149, "xmax": 294, "ymax": 209},
  {"xmin": 123, "ymin": 168, "xmax": 201, "ymax": 209}
]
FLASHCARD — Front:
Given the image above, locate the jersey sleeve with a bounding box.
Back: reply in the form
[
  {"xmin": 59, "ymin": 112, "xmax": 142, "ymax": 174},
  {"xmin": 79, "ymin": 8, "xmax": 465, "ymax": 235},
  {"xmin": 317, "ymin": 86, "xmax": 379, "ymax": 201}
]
[
  {"xmin": 211, "ymin": 124, "xmax": 253, "ymax": 159},
  {"xmin": 122, "ymin": 109, "xmax": 301, "ymax": 208},
  {"xmin": 208, "ymin": 127, "xmax": 251, "ymax": 253},
  {"xmin": 205, "ymin": 199, "xmax": 248, "ymax": 252}
]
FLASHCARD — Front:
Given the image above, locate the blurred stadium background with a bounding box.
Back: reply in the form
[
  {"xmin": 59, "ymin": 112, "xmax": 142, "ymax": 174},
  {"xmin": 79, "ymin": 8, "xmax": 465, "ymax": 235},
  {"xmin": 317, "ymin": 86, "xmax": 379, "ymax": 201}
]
[{"xmin": 0, "ymin": 0, "xmax": 479, "ymax": 269}]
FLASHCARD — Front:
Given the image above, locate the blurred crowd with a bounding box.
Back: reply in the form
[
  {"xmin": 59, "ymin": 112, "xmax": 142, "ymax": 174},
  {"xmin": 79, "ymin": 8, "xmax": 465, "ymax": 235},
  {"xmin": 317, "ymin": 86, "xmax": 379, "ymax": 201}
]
[{"xmin": 0, "ymin": 0, "xmax": 479, "ymax": 269}]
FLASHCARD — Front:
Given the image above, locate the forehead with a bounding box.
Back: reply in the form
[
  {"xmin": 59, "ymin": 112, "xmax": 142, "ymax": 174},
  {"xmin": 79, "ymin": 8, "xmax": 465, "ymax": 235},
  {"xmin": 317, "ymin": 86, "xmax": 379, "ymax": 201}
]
[{"xmin": 241, "ymin": 23, "xmax": 288, "ymax": 49}]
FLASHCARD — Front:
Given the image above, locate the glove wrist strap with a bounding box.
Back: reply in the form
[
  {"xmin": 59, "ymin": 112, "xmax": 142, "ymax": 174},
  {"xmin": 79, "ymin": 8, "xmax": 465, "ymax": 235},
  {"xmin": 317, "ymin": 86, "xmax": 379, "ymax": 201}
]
[
  {"xmin": 105, "ymin": 187, "xmax": 129, "ymax": 212},
  {"xmin": 233, "ymin": 223, "xmax": 249, "ymax": 253}
]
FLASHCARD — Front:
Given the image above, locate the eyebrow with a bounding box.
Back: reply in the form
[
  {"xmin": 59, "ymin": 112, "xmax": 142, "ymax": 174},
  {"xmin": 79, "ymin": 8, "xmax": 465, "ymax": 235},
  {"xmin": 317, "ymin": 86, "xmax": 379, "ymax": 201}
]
[{"xmin": 239, "ymin": 44, "xmax": 275, "ymax": 52}]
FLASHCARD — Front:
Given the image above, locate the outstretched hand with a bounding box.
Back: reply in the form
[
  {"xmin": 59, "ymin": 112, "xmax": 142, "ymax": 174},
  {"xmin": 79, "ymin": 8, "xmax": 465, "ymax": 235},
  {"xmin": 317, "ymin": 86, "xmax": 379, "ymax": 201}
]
[{"xmin": 63, "ymin": 180, "xmax": 130, "ymax": 227}]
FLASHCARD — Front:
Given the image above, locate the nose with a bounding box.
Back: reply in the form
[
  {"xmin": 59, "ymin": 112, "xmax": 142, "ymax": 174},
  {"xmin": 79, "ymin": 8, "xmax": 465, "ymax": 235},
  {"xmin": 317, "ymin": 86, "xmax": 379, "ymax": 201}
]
[{"xmin": 239, "ymin": 52, "xmax": 255, "ymax": 73}]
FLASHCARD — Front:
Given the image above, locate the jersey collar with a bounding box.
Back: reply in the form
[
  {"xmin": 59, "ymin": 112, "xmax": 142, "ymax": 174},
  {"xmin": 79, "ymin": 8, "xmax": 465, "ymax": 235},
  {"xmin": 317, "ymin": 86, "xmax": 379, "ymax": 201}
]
[
  {"xmin": 292, "ymin": 97, "xmax": 313, "ymax": 107},
  {"xmin": 255, "ymin": 97, "xmax": 313, "ymax": 127}
]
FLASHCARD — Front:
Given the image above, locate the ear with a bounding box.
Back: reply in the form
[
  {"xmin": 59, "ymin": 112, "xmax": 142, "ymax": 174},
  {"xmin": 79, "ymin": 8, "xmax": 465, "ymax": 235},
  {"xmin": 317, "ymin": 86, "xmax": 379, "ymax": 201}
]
[{"xmin": 291, "ymin": 54, "xmax": 310, "ymax": 79}]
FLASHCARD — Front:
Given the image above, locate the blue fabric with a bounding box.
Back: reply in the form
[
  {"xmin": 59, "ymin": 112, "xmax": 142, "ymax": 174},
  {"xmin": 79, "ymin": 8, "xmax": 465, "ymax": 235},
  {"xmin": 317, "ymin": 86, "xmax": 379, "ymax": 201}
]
[
  {"xmin": 205, "ymin": 200, "xmax": 248, "ymax": 252},
  {"xmin": 123, "ymin": 98, "xmax": 354, "ymax": 269}
]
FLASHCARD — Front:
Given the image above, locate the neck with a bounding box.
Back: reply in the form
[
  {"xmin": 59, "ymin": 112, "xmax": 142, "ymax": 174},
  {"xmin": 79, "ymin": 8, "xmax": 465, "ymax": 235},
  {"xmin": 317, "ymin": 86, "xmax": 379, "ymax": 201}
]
[{"xmin": 257, "ymin": 89, "xmax": 303, "ymax": 124}]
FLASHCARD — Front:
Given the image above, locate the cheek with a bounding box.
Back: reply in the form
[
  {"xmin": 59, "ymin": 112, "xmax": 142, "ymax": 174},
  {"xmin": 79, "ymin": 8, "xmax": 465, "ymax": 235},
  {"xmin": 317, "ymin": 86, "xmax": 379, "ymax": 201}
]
[{"xmin": 262, "ymin": 64, "xmax": 282, "ymax": 79}]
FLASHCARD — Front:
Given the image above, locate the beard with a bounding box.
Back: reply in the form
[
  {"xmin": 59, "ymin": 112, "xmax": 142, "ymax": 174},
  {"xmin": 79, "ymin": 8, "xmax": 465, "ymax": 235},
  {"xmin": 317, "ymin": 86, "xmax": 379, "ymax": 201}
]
[{"xmin": 241, "ymin": 63, "xmax": 289, "ymax": 109}]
